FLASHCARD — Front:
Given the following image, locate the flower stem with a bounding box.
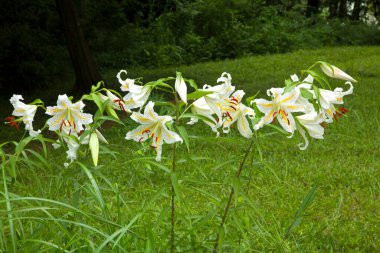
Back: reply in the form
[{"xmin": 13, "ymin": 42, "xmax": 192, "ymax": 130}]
[
  {"xmin": 213, "ymin": 137, "xmax": 255, "ymax": 253},
  {"xmin": 171, "ymin": 142, "xmax": 177, "ymax": 253},
  {"xmin": 171, "ymin": 91, "xmax": 180, "ymax": 253}
]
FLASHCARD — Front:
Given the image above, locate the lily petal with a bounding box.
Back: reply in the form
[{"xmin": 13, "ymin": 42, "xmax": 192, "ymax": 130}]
[{"xmin": 175, "ymin": 72, "xmax": 187, "ymax": 104}]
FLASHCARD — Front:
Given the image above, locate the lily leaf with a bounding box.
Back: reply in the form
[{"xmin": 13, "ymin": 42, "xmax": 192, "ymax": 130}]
[{"xmin": 187, "ymin": 90, "xmax": 213, "ymax": 100}]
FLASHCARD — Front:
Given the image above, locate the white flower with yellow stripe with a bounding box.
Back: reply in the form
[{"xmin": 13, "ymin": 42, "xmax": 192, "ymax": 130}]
[
  {"xmin": 253, "ymin": 87, "xmax": 305, "ymax": 133},
  {"xmin": 290, "ymin": 74, "xmax": 315, "ymax": 113},
  {"xmin": 122, "ymin": 86, "xmax": 152, "ymax": 111},
  {"xmin": 117, "ymin": 69, "xmax": 152, "ymax": 110},
  {"xmin": 117, "ymin": 70, "xmax": 139, "ymax": 92},
  {"xmin": 188, "ymin": 72, "xmax": 235, "ymax": 131},
  {"xmin": 220, "ymin": 90, "xmax": 255, "ymax": 138},
  {"xmin": 296, "ymin": 111, "xmax": 326, "ymax": 150},
  {"xmin": 9, "ymin": 94, "xmax": 41, "ymax": 137},
  {"xmin": 125, "ymin": 101, "xmax": 182, "ymax": 161},
  {"xmin": 46, "ymin": 95, "xmax": 93, "ymax": 132},
  {"xmin": 188, "ymin": 98, "xmax": 221, "ymax": 135},
  {"xmin": 318, "ymin": 82, "xmax": 353, "ymax": 123},
  {"xmin": 52, "ymin": 122, "xmax": 108, "ymax": 168},
  {"xmin": 201, "ymin": 72, "xmax": 235, "ymax": 119}
]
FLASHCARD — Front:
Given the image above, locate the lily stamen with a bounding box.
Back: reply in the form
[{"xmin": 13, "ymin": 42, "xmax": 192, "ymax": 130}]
[
  {"xmin": 114, "ymin": 99, "xmax": 127, "ymax": 113},
  {"xmin": 142, "ymin": 129, "xmax": 151, "ymax": 135},
  {"xmin": 5, "ymin": 116, "xmax": 20, "ymax": 130},
  {"xmin": 60, "ymin": 120, "xmax": 67, "ymax": 132},
  {"xmin": 230, "ymin": 97, "xmax": 238, "ymax": 103},
  {"xmin": 226, "ymin": 111, "xmax": 233, "ymax": 120},
  {"xmin": 333, "ymin": 107, "xmax": 349, "ymax": 121}
]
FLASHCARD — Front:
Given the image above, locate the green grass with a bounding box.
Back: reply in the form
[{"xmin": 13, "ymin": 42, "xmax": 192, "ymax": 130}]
[{"xmin": 1, "ymin": 46, "xmax": 379, "ymax": 252}]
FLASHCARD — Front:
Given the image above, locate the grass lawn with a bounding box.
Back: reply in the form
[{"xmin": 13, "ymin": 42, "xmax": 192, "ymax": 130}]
[{"xmin": 1, "ymin": 46, "xmax": 379, "ymax": 252}]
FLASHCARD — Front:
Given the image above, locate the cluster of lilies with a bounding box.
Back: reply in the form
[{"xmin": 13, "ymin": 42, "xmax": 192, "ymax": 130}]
[{"xmin": 6, "ymin": 62, "xmax": 356, "ymax": 166}]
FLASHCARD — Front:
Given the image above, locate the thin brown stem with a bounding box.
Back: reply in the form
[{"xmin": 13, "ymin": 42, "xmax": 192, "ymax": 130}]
[{"xmin": 213, "ymin": 137, "xmax": 255, "ymax": 253}]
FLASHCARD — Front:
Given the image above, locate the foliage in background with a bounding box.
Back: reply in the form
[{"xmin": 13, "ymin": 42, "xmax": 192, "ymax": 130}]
[{"xmin": 0, "ymin": 0, "xmax": 379, "ymax": 94}]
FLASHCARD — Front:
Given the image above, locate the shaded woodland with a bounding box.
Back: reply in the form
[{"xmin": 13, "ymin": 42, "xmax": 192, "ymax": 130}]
[{"xmin": 0, "ymin": 0, "xmax": 379, "ymax": 94}]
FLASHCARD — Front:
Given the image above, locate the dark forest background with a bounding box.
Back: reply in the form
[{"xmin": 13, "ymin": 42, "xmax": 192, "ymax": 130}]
[{"xmin": 1, "ymin": 0, "xmax": 379, "ymax": 95}]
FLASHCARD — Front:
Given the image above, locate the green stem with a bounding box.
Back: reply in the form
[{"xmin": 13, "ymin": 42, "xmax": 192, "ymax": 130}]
[
  {"xmin": 171, "ymin": 91, "xmax": 180, "ymax": 253},
  {"xmin": 171, "ymin": 143, "xmax": 177, "ymax": 253},
  {"xmin": 213, "ymin": 137, "xmax": 255, "ymax": 253}
]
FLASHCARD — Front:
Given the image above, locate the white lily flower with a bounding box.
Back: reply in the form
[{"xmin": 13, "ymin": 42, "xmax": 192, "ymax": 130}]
[
  {"xmin": 319, "ymin": 82, "xmax": 353, "ymax": 123},
  {"xmin": 175, "ymin": 72, "xmax": 187, "ymax": 104},
  {"xmin": 9, "ymin": 95, "xmax": 41, "ymax": 137},
  {"xmin": 290, "ymin": 74, "xmax": 313, "ymax": 86},
  {"xmin": 189, "ymin": 97, "xmax": 221, "ymax": 135},
  {"xmin": 320, "ymin": 63, "xmax": 357, "ymax": 83},
  {"xmin": 117, "ymin": 70, "xmax": 140, "ymax": 93},
  {"xmin": 216, "ymin": 72, "xmax": 233, "ymax": 90},
  {"xmin": 296, "ymin": 111, "xmax": 326, "ymax": 150},
  {"xmin": 117, "ymin": 69, "xmax": 152, "ymax": 110},
  {"xmin": 64, "ymin": 139, "xmax": 80, "ymax": 168},
  {"xmin": 122, "ymin": 85, "xmax": 152, "ymax": 110},
  {"xmin": 203, "ymin": 72, "xmax": 235, "ymax": 103},
  {"xmin": 253, "ymin": 87, "xmax": 305, "ymax": 133},
  {"xmin": 46, "ymin": 95, "xmax": 93, "ymax": 132},
  {"xmin": 126, "ymin": 101, "xmax": 182, "ymax": 161},
  {"xmin": 291, "ymin": 74, "xmax": 315, "ymax": 113},
  {"xmin": 53, "ymin": 122, "xmax": 108, "ymax": 167},
  {"xmin": 191, "ymin": 72, "xmax": 236, "ymax": 124},
  {"xmin": 99, "ymin": 90, "xmax": 129, "ymax": 112},
  {"xmin": 52, "ymin": 120, "xmax": 81, "ymax": 167},
  {"xmin": 221, "ymin": 90, "xmax": 255, "ymax": 138}
]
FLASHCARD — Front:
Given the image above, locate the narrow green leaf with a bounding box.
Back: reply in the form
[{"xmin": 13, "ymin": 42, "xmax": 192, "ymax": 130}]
[
  {"xmin": 30, "ymin": 98, "xmax": 44, "ymax": 105},
  {"xmin": 176, "ymin": 126, "xmax": 190, "ymax": 152},
  {"xmin": 185, "ymin": 78, "xmax": 198, "ymax": 89},
  {"xmin": 171, "ymin": 172, "xmax": 181, "ymax": 203},
  {"xmin": 187, "ymin": 90, "xmax": 213, "ymax": 100},
  {"xmin": 284, "ymin": 186, "xmax": 318, "ymax": 239},
  {"xmin": 144, "ymin": 160, "xmax": 170, "ymax": 173},
  {"xmin": 300, "ymin": 88, "xmax": 314, "ymax": 100},
  {"xmin": 91, "ymin": 93, "xmax": 104, "ymax": 115},
  {"xmin": 15, "ymin": 135, "xmax": 34, "ymax": 155},
  {"xmin": 304, "ymin": 70, "xmax": 331, "ymax": 89},
  {"xmin": 179, "ymin": 113, "xmax": 214, "ymax": 125},
  {"xmin": 106, "ymin": 106, "xmax": 119, "ymax": 120},
  {"xmin": 265, "ymin": 123, "xmax": 290, "ymax": 136},
  {"xmin": 245, "ymin": 91, "xmax": 260, "ymax": 105},
  {"xmin": 1, "ymin": 155, "xmax": 17, "ymax": 252},
  {"xmin": 91, "ymin": 81, "xmax": 104, "ymax": 92}
]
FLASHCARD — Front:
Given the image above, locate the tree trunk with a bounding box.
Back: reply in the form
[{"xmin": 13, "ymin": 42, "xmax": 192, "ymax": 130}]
[
  {"xmin": 306, "ymin": 0, "xmax": 320, "ymax": 17},
  {"xmin": 329, "ymin": 0, "xmax": 339, "ymax": 18},
  {"xmin": 374, "ymin": 0, "xmax": 380, "ymax": 18},
  {"xmin": 338, "ymin": 0, "xmax": 347, "ymax": 18},
  {"xmin": 55, "ymin": 0, "xmax": 102, "ymax": 92},
  {"xmin": 351, "ymin": 0, "xmax": 361, "ymax": 20}
]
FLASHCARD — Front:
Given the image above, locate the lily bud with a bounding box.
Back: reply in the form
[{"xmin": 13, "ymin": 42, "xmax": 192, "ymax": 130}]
[{"xmin": 320, "ymin": 63, "xmax": 357, "ymax": 83}]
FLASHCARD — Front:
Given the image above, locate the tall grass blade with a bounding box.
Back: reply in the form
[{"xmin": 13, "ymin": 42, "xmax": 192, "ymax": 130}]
[
  {"xmin": 284, "ymin": 186, "xmax": 317, "ymax": 239},
  {"xmin": 1, "ymin": 155, "xmax": 17, "ymax": 252}
]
